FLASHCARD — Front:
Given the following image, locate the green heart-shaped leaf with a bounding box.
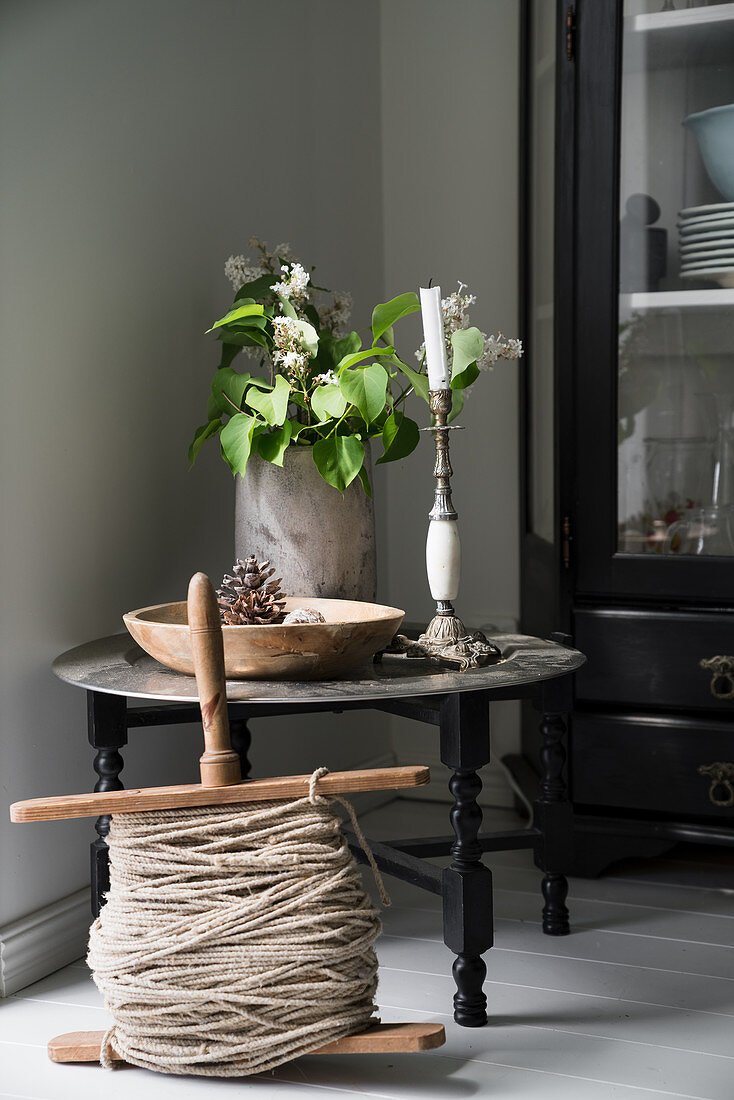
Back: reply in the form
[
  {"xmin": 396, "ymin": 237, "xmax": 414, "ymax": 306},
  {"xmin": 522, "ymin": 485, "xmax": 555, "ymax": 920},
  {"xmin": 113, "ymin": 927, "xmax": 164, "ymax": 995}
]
[
  {"xmin": 376, "ymin": 411, "xmax": 421, "ymax": 465},
  {"xmin": 217, "ymin": 329, "xmax": 269, "ymax": 349},
  {"xmin": 391, "ymin": 355, "xmax": 430, "ymax": 403},
  {"xmin": 357, "ymin": 465, "xmax": 373, "ymax": 498},
  {"xmin": 312, "ymin": 434, "xmax": 365, "ymax": 492},
  {"xmin": 225, "ymin": 314, "xmax": 268, "ymax": 331},
  {"xmin": 245, "ymin": 374, "xmax": 291, "ymax": 426},
  {"xmin": 206, "ymin": 301, "xmax": 265, "ymax": 333},
  {"xmin": 188, "ymin": 419, "xmax": 222, "ymax": 466},
  {"xmin": 339, "ymin": 363, "xmax": 388, "ymax": 424},
  {"xmin": 277, "ymin": 295, "xmax": 297, "ymax": 320},
  {"xmin": 336, "ymin": 345, "xmax": 394, "ymax": 374},
  {"xmin": 311, "ymin": 383, "xmax": 348, "ymax": 423},
  {"xmin": 220, "ymin": 413, "xmax": 259, "ymax": 476},
  {"xmin": 218, "ymin": 341, "xmax": 242, "ymax": 368},
  {"xmin": 211, "ymin": 367, "xmax": 252, "ymax": 416},
  {"xmin": 450, "ymin": 361, "xmax": 479, "ymax": 390},
  {"xmin": 448, "ymin": 386, "xmax": 465, "ymax": 423},
  {"xmin": 206, "ymin": 392, "xmax": 222, "ymax": 421},
  {"xmin": 332, "ymin": 332, "xmax": 362, "ymax": 360},
  {"xmin": 256, "ymin": 420, "xmax": 293, "ymax": 466},
  {"xmin": 450, "ymin": 327, "xmax": 484, "ymax": 386},
  {"xmin": 371, "ymin": 292, "xmax": 421, "ymax": 343},
  {"xmin": 234, "ymin": 274, "xmax": 279, "ymax": 301},
  {"xmin": 292, "ymin": 318, "xmax": 319, "ymax": 357}
]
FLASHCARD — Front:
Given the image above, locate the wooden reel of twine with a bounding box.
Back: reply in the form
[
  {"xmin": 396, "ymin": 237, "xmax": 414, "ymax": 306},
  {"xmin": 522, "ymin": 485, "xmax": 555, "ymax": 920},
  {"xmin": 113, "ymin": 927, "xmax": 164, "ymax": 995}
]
[{"xmin": 88, "ymin": 768, "xmax": 390, "ymax": 1077}]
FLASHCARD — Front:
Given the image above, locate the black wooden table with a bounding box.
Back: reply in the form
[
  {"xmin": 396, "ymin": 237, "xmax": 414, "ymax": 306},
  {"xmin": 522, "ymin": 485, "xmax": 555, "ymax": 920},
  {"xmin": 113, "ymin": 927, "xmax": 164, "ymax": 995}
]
[{"xmin": 52, "ymin": 631, "xmax": 585, "ymax": 1028}]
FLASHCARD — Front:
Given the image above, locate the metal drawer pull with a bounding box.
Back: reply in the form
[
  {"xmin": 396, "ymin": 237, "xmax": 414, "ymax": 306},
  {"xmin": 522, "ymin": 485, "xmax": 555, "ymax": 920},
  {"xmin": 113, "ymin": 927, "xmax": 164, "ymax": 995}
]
[
  {"xmin": 698, "ymin": 762, "xmax": 734, "ymax": 807},
  {"xmin": 699, "ymin": 656, "xmax": 734, "ymax": 699}
]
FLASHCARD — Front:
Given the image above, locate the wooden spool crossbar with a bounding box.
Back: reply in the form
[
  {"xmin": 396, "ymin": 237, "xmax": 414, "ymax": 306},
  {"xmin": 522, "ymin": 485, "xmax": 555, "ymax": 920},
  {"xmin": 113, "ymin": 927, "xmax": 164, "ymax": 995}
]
[
  {"xmin": 10, "ymin": 766, "xmax": 430, "ymax": 823},
  {"xmin": 48, "ymin": 1023, "xmax": 446, "ymax": 1064}
]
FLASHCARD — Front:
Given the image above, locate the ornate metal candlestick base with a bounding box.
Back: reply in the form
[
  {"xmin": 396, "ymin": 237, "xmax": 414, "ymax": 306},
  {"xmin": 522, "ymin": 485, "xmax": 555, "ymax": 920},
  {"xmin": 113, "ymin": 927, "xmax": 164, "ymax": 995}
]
[{"xmin": 388, "ymin": 390, "xmax": 502, "ymax": 672}]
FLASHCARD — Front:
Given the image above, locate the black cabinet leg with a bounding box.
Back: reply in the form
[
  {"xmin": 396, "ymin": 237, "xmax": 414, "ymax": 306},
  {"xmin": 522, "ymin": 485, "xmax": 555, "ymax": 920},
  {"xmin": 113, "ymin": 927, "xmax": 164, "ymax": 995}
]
[
  {"xmin": 87, "ymin": 692, "xmax": 127, "ymax": 918},
  {"xmin": 229, "ymin": 716, "xmax": 252, "ymax": 779},
  {"xmin": 534, "ymin": 697, "xmax": 573, "ymax": 936},
  {"xmin": 440, "ymin": 693, "xmax": 493, "ymax": 1027}
]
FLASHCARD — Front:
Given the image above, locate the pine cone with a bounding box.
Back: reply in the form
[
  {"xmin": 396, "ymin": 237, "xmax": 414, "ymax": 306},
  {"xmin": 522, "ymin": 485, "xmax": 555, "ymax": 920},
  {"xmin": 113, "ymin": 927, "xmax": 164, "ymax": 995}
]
[{"xmin": 217, "ymin": 556, "xmax": 286, "ymax": 625}]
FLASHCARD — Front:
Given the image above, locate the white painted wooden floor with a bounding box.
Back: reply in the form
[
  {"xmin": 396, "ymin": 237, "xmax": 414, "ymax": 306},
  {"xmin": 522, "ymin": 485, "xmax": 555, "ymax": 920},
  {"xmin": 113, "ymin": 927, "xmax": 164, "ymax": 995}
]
[{"xmin": 1, "ymin": 798, "xmax": 733, "ymax": 1099}]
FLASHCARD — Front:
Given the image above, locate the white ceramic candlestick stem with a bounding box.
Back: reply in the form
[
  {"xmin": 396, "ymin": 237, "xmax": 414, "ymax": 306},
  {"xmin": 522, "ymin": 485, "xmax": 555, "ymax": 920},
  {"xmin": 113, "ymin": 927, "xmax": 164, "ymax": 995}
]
[
  {"xmin": 426, "ymin": 519, "xmax": 460, "ymax": 602},
  {"xmin": 422, "ymin": 389, "xmax": 464, "ymax": 643},
  {"xmin": 400, "ymin": 389, "xmax": 501, "ymax": 670},
  {"xmin": 419, "ymin": 286, "xmax": 450, "ymax": 390}
]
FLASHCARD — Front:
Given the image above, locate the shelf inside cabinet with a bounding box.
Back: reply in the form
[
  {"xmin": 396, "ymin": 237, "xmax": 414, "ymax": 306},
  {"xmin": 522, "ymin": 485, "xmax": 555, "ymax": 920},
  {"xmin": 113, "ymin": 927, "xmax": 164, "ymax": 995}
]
[
  {"xmin": 625, "ymin": 2, "xmax": 734, "ymax": 70},
  {"xmin": 621, "ymin": 288, "xmax": 734, "ymax": 312}
]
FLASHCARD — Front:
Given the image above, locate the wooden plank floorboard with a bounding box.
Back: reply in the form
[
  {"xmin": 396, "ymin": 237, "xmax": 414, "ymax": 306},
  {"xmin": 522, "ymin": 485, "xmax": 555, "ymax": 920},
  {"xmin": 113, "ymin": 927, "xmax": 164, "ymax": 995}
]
[
  {"xmin": 3, "ymin": 797, "xmax": 733, "ymax": 1099},
  {"xmin": 377, "ymin": 936, "xmax": 734, "ymax": 1018},
  {"xmin": 488, "ymin": 862, "xmax": 734, "ymax": 918},
  {"xmin": 375, "ymin": 1004, "xmax": 733, "ymax": 1099},
  {"xmin": 0, "ymin": 1036, "xmax": 705, "ymax": 1100},
  {"xmin": 367, "ymin": 874, "xmax": 734, "ymax": 950},
  {"xmin": 380, "ymin": 907, "xmax": 734, "ymax": 979},
  {"xmin": 377, "ymin": 967, "xmax": 734, "ymax": 1060},
  {"xmin": 494, "ymin": 889, "xmax": 734, "ymax": 947}
]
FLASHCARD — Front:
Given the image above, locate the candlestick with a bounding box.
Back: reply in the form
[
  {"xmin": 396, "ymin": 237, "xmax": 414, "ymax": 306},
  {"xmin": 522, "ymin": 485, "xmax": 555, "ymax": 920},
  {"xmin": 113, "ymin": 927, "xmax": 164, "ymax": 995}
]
[
  {"xmin": 385, "ymin": 390, "xmax": 502, "ymax": 671},
  {"xmin": 419, "ymin": 286, "xmax": 450, "ymax": 390}
]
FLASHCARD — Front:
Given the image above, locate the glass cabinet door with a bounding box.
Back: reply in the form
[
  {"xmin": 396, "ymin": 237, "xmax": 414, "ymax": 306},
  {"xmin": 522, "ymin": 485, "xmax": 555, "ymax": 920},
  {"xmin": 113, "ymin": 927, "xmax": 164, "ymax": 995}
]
[{"xmin": 616, "ymin": 1, "xmax": 734, "ymax": 560}]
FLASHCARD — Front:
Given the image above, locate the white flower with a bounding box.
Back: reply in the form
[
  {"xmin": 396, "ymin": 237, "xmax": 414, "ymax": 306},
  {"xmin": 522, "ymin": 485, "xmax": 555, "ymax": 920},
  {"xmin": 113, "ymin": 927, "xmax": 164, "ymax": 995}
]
[
  {"xmin": 271, "ymin": 315, "xmax": 299, "ymax": 339},
  {"xmin": 319, "ymin": 290, "xmax": 353, "ymax": 338},
  {"xmin": 280, "ymin": 350, "xmax": 303, "ymax": 371},
  {"xmin": 440, "ymin": 281, "xmax": 477, "ymax": 339},
  {"xmin": 271, "ymin": 261, "xmax": 311, "ymax": 303},
  {"xmin": 479, "ymin": 332, "xmax": 523, "ymax": 370},
  {"xmin": 271, "ymin": 315, "xmax": 313, "ymax": 381},
  {"xmin": 314, "ymin": 370, "xmax": 337, "ymax": 386},
  {"xmin": 224, "ymin": 254, "xmax": 263, "ymax": 290}
]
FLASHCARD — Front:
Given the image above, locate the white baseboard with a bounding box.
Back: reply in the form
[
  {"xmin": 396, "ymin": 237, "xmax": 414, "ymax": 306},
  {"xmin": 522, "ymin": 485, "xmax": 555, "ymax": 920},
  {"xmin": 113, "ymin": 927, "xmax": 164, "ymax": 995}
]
[{"xmin": 0, "ymin": 888, "xmax": 90, "ymax": 997}]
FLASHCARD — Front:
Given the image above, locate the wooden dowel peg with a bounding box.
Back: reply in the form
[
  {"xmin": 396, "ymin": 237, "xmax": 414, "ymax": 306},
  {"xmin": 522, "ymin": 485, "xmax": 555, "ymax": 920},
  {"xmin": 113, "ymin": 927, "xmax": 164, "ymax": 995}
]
[{"xmin": 188, "ymin": 572, "xmax": 241, "ymax": 788}]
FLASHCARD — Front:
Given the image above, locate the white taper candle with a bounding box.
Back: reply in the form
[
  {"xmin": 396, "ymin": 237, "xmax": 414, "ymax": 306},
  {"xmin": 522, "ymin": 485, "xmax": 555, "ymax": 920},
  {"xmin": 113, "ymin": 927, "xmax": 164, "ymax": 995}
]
[{"xmin": 419, "ymin": 286, "xmax": 449, "ymax": 390}]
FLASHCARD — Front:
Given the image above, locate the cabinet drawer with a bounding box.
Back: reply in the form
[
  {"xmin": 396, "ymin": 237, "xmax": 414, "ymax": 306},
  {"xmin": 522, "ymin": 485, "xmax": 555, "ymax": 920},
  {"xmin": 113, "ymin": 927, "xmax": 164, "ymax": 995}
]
[
  {"xmin": 572, "ymin": 712, "xmax": 734, "ymax": 818},
  {"xmin": 574, "ymin": 608, "xmax": 734, "ymax": 711}
]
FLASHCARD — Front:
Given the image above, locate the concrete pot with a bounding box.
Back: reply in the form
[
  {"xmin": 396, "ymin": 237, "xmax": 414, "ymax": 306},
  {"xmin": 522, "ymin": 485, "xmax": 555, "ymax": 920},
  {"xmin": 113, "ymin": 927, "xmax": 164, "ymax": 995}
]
[{"xmin": 234, "ymin": 444, "xmax": 377, "ymax": 600}]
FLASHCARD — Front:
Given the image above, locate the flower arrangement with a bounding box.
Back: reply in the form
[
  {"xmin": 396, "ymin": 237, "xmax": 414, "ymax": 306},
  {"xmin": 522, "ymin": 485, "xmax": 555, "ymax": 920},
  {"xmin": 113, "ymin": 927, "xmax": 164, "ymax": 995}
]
[{"xmin": 190, "ymin": 238, "xmax": 522, "ymax": 494}]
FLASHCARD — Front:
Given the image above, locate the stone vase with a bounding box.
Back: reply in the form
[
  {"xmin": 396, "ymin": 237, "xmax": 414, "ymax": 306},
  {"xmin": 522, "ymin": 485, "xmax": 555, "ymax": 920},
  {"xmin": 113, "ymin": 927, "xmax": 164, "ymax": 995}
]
[{"xmin": 234, "ymin": 444, "xmax": 377, "ymax": 600}]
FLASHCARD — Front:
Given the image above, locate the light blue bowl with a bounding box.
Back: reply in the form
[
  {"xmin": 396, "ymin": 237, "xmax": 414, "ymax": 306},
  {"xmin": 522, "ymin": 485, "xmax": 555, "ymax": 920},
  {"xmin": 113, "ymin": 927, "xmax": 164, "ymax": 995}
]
[{"xmin": 684, "ymin": 104, "xmax": 734, "ymax": 202}]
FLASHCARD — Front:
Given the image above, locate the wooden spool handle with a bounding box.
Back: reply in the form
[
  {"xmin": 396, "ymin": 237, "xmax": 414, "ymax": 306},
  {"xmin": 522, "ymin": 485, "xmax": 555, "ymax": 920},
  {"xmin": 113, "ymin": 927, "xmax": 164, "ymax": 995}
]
[{"xmin": 188, "ymin": 572, "xmax": 241, "ymax": 788}]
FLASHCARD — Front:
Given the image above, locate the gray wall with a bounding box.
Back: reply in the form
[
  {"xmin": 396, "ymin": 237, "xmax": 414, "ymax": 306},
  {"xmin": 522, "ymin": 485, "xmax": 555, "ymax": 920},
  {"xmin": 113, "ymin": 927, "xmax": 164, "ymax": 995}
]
[
  {"xmin": 0, "ymin": 0, "xmax": 521, "ymax": 926},
  {"xmin": 379, "ymin": 0, "xmax": 521, "ymax": 791},
  {"xmin": 379, "ymin": 0, "xmax": 521, "ymax": 624},
  {"xmin": 0, "ymin": 0, "xmax": 388, "ymax": 925}
]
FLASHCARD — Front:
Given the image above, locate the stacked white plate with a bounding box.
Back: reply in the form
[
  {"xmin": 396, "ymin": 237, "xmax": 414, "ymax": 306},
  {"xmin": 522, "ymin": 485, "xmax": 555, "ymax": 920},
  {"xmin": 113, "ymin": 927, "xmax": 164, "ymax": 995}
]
[{"xmin": 678, "ymin": 203, "xmax": 734, "ymax": 288}]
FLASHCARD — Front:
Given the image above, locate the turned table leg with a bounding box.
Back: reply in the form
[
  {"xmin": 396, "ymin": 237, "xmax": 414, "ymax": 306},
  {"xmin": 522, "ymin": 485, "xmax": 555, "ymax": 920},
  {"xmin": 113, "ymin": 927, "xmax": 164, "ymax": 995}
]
[
  {"xmin": 440, "ymin": 692, "xmax": 493, "ymax": 1027},
  {"xmin": 87, "ymin": 691, "xmax": 127, "ymax": 917},
  {"xmin": 533, "ymin": 675, "xmax": 573, "ymax": 936}
]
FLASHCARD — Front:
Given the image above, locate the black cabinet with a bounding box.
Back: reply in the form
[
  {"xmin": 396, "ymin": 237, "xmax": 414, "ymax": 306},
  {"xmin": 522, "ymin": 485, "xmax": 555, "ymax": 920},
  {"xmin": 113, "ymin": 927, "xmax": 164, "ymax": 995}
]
[{"xmin": 512, "ymin": 0, "xmax": 734, "ymax": 874}]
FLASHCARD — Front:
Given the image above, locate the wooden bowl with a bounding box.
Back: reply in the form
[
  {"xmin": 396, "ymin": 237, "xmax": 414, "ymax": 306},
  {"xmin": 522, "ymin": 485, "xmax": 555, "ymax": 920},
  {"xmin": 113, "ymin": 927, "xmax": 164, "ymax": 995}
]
[{"xmin": 123, "ymin": 597, "xmax": 405, "ymax": 681}]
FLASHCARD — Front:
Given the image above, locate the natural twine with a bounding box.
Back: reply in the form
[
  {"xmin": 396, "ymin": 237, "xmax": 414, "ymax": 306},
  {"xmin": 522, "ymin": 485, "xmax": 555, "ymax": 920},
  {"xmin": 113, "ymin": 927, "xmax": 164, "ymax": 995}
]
[{"xmin": 87, "ymin": 768, "xmax": 390, "ymax": 1077}]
